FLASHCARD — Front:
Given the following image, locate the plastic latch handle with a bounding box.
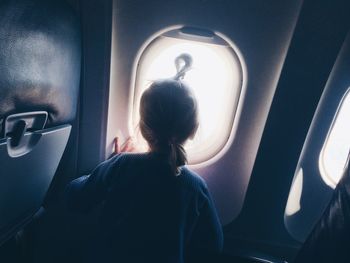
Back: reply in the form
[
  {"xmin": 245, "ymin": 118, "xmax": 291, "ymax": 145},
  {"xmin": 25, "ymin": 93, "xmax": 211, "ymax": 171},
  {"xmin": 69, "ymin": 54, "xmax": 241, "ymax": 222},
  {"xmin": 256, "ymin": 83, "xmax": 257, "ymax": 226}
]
[{"xmin": 9, "ymin": 120, "xmax": 27, "ymax": 147}]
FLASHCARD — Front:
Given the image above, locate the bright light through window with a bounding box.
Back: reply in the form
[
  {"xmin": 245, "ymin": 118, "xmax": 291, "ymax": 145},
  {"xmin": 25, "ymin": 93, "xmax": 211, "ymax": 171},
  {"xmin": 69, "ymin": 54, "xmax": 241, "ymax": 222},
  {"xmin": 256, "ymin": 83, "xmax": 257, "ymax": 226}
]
[
  {"xmin": 285, "ymin": 168, "xmax": 303, "ymax": 216},
  {"xmin": 131, "ymin": 28, "xmax": 244, "ymax": 164},
  {"xmin": 320, "ymin": 88, "xmax": 350, "ymax": 188}
]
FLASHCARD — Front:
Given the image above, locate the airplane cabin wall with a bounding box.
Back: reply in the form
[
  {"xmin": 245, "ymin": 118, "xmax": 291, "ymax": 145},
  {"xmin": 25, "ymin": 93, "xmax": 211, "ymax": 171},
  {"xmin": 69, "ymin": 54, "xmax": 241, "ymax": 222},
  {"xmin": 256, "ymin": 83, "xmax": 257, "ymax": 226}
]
[
  {"xmin": 43, "ymin": 0, "xmax": 350, "ymax": 261},
  {"xmin": 106, "ymin": 0, "xmax": 302, "ymax": 228},
  {"xmin": 228, "ymin": 0, "xmax": 350, "ymax": 259},
  {"xmin": 285, "ymin": 32, "xmax": 350, "ymax": 242}
]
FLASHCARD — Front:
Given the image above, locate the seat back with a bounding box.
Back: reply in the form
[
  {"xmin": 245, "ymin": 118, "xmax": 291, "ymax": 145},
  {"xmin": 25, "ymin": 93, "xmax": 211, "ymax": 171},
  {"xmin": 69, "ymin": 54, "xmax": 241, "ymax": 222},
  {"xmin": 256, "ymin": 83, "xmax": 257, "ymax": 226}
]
[
  {"xmin": 294, "ymin": 156, "xmax": 350, "ymax": 262},
  {"xmin": 0, "ymin": 0, "xmax": 81, "ymax": 245}
]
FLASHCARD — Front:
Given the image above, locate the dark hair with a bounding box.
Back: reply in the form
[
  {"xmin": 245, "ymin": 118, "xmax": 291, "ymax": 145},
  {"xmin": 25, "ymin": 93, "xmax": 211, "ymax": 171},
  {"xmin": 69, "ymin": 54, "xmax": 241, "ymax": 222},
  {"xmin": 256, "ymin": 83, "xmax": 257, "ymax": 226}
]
[{"xmin": 139, "ymin": 79, "xmax": 198, "ymax": 175}]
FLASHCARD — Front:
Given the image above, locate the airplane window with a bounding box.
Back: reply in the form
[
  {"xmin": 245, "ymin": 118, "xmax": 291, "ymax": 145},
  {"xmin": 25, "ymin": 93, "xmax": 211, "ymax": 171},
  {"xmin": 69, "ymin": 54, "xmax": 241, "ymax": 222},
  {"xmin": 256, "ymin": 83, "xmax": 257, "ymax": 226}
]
[
  {"xmin": 131, "ymin": 27, "xmax": 244, "ymax": 164},
  {"xmin": 319, "ymin": 88, "xmax": 350, "ymax": 188}
]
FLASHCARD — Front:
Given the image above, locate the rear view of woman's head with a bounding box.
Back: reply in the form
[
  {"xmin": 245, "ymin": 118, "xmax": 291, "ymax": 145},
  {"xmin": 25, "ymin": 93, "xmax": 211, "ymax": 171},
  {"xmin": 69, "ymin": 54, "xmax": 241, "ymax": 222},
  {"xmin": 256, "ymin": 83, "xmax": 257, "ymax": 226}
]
[{"xmin": 139, "ymin": 79, "xmax": 198, "ymax": 175}]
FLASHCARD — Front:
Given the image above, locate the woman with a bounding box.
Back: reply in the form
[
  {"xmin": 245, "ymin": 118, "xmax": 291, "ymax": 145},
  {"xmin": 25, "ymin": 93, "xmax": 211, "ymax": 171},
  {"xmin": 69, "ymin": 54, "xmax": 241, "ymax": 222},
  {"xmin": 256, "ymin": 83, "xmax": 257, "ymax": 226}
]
[{"xmin": 65, "ymin": 79, "xmax": 223, "ymax": 262}]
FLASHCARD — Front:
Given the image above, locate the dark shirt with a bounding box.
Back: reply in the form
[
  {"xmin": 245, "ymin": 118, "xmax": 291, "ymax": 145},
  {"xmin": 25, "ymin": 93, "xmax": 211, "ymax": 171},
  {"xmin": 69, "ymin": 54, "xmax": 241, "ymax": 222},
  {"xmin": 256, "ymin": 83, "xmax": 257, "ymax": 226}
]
[{"xmin": 65, "ymin": 152, "xmax": 223, "ymax": 263}]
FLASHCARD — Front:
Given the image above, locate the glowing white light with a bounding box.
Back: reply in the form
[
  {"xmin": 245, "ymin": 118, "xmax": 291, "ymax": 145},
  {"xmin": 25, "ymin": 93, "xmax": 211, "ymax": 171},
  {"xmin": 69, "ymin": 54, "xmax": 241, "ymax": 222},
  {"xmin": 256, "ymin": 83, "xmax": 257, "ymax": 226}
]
[
  {"xmin": 285, "ymin": 168, "xmax": 303, "ymax": 216},
  {"xmin": 320, "ymin": 89, "xmax": 350, "ymax": 188},
  {"xmin": 132, "ymin": 33, "xmax": 243, "ymax": 164}
]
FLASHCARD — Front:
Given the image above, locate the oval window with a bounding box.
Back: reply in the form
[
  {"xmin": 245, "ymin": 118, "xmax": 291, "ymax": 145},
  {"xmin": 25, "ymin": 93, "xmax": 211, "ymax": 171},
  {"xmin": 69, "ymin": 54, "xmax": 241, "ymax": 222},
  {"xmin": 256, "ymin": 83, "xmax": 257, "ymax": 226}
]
[
  {"xmin": 320, "ymin": 88, "xmax": 350, "ymax": 188},
  {"xmin": 131, "ymin": 27, "xmax": 244, "ymax": 165}
]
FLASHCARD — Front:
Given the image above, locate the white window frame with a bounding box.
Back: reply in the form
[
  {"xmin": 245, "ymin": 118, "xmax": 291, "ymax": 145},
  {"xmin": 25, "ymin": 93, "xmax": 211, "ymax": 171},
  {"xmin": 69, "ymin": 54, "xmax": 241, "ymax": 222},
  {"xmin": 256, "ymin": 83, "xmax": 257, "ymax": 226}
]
[{"xmin": 129, "ymin": 26, "xmax": 245, "ymax": 166}]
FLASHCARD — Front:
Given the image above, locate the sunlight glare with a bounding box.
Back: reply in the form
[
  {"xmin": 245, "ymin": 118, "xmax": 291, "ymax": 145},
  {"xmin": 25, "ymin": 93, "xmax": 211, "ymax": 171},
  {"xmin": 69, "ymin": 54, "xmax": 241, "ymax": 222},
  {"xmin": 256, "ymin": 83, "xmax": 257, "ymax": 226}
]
[
  {"xmin": 320, "ymin": 89, "xmax": 350, "ymax": 188},
  {"xmin": 285, "ymin": 168, "xmax": 303, "ymax": 216},
  {"xmin": 132, "ymin": 35, "xmax": 242, "ymax": 164}
]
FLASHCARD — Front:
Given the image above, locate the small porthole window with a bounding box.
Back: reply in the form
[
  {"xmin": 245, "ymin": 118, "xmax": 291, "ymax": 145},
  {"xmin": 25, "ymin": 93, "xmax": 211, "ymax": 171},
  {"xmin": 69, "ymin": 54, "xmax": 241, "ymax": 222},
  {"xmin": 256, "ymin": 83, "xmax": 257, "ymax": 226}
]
[
  {"xmin": 131, "ymin": 27, "xmax": 245, "ymax": 165},
  {"xmin": 319, "ymin": 88, "xmax": 350, "ymax": 188}
]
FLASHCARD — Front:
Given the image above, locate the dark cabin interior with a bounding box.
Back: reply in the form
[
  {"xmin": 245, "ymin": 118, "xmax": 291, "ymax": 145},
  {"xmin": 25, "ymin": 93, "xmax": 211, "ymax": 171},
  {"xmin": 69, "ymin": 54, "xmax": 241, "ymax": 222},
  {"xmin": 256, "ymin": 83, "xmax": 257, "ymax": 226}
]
[{"xmin": 1, "ymin": 0, "xmax": 350, "ymax": 262}]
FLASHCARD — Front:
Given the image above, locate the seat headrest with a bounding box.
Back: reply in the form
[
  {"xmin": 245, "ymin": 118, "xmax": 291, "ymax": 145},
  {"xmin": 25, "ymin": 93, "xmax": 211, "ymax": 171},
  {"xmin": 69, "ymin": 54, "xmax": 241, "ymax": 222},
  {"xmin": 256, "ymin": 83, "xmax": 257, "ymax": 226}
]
[{"xmin": 0, "ymin": 0, "xmax": 81, "ymax": 135}]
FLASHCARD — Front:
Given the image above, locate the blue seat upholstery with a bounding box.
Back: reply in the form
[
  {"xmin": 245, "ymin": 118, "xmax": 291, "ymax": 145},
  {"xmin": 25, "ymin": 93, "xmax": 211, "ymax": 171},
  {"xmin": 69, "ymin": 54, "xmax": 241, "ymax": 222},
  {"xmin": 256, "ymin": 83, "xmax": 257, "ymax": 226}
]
[{"xmin": 0, "ymin": 0, "xmax": 81, "ymax": 245}]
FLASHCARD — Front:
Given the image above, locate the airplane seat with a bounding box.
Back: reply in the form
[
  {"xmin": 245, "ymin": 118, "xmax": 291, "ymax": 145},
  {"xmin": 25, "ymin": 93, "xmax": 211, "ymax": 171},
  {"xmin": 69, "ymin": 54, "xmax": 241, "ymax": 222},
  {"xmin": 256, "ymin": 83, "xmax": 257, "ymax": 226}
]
[
  {"xmin": 294, "ymin": 159, "xmax": 350, "ymax": 262},
  {"xmin": 0, "ymin": 0, "xmax": 81, "ymax": 246}
]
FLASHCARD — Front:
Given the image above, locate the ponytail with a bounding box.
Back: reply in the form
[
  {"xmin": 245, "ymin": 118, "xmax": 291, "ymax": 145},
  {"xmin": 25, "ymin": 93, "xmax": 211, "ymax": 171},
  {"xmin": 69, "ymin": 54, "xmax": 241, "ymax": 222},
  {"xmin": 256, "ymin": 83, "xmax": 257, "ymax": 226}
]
[
  {"xmin": 139, "ymin": 54, "xmax": 198, "ymax": 176},
  {"xmin": 168, "ymin": 142, "xmax": 187, "ymax": 176}
]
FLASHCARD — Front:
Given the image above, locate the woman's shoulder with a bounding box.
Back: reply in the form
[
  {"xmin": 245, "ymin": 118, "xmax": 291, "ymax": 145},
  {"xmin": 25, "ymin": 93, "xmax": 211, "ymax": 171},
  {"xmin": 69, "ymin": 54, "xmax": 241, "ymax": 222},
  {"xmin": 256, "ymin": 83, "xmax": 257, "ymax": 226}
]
[
  {"xmin": 107, "ymin": 152, "xmax": 149, "ymax": 165},
  {"xmin": 97, "ymin": 152, "xmax": 150, "ymax": 176},
  {"xmin": 179, "ymin": 167, "xmax": 209, "ymax": 193}
]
